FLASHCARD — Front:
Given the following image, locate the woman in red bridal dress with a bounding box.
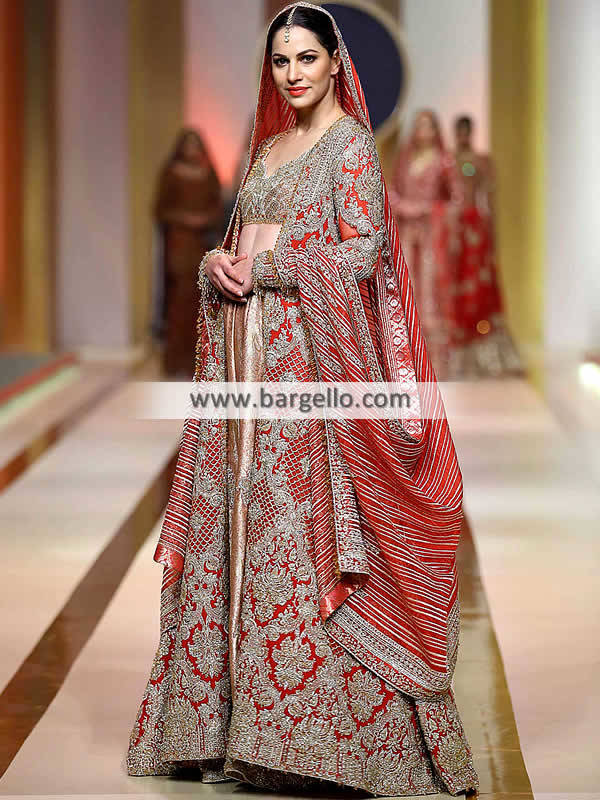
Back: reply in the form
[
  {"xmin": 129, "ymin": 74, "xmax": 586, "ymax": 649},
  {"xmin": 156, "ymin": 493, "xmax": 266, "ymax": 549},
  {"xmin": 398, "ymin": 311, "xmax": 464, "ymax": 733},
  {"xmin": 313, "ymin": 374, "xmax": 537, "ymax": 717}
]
[
  {"xmin": 126, "ymin": 4, "xmax": 479, "ymax": 797},
  {"xmin": 388, "ymin": 110, "xmax": 457, "ymax": 380},
  {"xmin": 446, "ymin": 115, "xmax": 523, "ymax": 378},
  {"xmin": 151, "ymin": 129, "xmax": 224, "ymax": 377}
]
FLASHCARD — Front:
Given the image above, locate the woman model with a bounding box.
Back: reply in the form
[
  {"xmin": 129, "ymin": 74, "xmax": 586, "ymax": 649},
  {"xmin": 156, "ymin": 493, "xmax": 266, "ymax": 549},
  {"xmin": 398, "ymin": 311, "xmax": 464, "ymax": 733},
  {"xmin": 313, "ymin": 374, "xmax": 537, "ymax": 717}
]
[
  {"xmin": 126, "ymin": 4, "xmax": 479, "ymax": 797},
  {"xmin": 388, "ymin": 110, "xmax": 457, "ymax": 380},
  {"xmin": 447, "ymin": 115, "xmax": 523, "ymax": 378},
  {"xmin": 151, "ymin": 129, "xmax": 224, "ymax": 377}
]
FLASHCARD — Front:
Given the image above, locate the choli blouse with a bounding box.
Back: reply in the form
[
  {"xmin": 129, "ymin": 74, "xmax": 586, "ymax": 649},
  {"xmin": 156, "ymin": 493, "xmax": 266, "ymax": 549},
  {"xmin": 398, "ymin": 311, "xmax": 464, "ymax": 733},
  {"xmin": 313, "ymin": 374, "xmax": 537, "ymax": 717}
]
[{"xmin": 239, "ymin": 145, "xmax": 310, "ymax": 226}]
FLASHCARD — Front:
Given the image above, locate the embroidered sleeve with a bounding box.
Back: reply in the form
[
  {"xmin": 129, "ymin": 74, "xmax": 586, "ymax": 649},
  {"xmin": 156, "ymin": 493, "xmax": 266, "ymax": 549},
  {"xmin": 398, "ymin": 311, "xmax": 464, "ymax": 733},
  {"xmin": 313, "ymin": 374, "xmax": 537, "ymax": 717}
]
[
  {"xmin": 251, "ymin": 249, "xmax": 286, "ymax": 290},
  {"xmin": 321, "ymin": 128, "xmax": 386, "ymax": 281}
]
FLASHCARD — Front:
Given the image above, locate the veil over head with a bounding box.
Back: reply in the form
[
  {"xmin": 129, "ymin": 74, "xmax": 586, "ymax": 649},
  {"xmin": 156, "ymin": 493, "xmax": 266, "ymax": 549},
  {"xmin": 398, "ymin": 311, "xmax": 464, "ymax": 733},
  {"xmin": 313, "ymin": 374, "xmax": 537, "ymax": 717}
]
[{"xmin": 158, "ymin": 1, "xmax": 465, "ymax": 702}]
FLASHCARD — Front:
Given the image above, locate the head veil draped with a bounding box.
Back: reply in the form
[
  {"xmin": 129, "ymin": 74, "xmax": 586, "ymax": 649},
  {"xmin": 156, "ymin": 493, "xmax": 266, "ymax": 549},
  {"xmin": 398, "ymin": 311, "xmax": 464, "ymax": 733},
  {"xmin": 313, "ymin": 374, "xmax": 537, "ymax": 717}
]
[{"xmin": 156, "ymin": 1, "xmax": 464, "ymax": 701}]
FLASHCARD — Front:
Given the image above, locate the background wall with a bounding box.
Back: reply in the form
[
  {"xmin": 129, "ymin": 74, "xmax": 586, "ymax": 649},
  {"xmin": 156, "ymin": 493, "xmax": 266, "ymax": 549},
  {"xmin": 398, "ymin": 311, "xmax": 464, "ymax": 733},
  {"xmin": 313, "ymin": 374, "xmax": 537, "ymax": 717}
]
[
  {"xmin": 0, "ymin": 1, "xmax": 25, "ymax": 348},
  {"xmin": 545, "ymin": 0, "xmax": 600, "ymax": 355},
  {"xmin": 54, "ymin": 0, "xmax": 182, "ymax": 354},
  {"xmin": 490, "ymin": 0, "xmax": 545, "ymax": 361},
  {"xmin": 401, "ymin": 0, "xmax": 489, "ymax": 150},
  {"xmin": 128, "ymin": 0, "xmax": 182, "ymax": 347},
  {"xmin": 55, "ymin": 0, "xmax": 131, "ymax": 351},
  {"xmin": 184, "ymin": 0, "xmax": 263, "ymax": 191},
  {"xmin": 23, "ymin": 0, "xmax": 55, "ymax": 352}
]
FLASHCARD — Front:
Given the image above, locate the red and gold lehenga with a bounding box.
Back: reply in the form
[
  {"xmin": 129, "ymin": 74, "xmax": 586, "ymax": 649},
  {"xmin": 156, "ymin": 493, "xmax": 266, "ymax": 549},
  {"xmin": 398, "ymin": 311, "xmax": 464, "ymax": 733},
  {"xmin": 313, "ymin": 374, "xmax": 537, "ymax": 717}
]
[
  {"xmin": 126, "ymin": 3, "xmax": 480, "ymax": 796},
  {"xmin": 444, "ymin": 151, "xmax": 523, "ymax": 378}
]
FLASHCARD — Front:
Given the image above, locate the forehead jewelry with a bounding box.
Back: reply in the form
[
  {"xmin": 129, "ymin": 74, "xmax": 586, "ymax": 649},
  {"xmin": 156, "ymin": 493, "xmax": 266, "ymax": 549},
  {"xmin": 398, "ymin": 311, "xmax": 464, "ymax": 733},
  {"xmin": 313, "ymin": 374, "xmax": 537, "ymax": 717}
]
[{"xmin": 284, "ymin": 6, "xmax": 296, "ymax": 42}]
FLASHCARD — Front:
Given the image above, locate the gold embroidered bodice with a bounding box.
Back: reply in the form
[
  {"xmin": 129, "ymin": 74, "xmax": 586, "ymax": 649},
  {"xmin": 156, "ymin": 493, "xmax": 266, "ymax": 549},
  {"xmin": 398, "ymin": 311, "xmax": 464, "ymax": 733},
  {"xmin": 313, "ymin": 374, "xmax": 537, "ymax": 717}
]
[{"xmin": 239, "ymin": 141, "xmax": 310, "ymax": 225}]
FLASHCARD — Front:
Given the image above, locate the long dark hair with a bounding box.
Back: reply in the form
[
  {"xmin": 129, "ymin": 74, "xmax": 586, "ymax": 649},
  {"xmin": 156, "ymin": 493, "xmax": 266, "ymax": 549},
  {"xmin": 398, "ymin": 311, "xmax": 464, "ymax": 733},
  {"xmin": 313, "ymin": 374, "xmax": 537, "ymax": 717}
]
[{"xmin": 267, "ymin": 5, "xmax": 338, "ymax": 56}]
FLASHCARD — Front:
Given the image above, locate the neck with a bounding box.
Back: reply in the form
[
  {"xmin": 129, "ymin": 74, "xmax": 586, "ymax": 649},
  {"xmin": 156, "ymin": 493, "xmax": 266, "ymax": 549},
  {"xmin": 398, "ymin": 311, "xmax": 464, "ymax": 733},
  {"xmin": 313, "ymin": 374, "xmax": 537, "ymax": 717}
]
[{"xmin": 294, "ymin": 89, "xmax": 344, "ymax": 133}]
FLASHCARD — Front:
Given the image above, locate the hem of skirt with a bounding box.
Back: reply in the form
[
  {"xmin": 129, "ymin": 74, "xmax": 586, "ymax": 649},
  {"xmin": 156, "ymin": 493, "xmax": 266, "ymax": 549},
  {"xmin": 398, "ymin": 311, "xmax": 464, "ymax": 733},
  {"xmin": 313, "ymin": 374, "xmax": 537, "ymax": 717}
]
[
  {"xmin": 126, "ymin": 753, "xmax": 231, "ymax": 781},
  {"xmin": 127, "ymin": 749, "xmax": 478, "ymax": 798},
  {"xmin": 448, "ymin": 322, "xmax": 524, "ymax": 380},
  {"xmin": 224, "ymin": 748, "xmax": 476, "ymax": 798}
]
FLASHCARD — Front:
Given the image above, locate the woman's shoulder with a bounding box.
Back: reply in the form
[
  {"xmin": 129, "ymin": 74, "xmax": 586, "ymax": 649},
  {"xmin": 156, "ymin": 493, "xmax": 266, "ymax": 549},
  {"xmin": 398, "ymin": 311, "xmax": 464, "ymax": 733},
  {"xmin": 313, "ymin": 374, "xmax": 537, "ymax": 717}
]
[
  {"xmin": 329, "ymin": 116, "xmax": 379, "ymax": 171},
  {"xmin": 331, "ymin": 115, "xmax": 376, "ymax": 152},
  {"xmin": 333, "ymin": 114, "xmax": 371, "ymax": 141}
]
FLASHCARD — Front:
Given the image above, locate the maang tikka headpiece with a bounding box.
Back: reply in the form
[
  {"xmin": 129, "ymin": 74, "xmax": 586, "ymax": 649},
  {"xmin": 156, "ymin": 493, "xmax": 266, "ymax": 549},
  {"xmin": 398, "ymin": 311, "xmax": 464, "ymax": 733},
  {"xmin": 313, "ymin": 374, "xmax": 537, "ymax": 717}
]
[{"xmin": 284, "ymin": 6, "xmax": 296, "ymax": 42}]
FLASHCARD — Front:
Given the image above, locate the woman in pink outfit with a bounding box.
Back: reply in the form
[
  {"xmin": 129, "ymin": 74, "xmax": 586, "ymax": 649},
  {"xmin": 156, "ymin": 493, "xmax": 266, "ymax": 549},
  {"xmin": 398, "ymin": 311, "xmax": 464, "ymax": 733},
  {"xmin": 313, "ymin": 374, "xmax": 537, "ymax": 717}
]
[{"xmin": 389, "ymin": 110, "xmax": 457, "ymax": 379}]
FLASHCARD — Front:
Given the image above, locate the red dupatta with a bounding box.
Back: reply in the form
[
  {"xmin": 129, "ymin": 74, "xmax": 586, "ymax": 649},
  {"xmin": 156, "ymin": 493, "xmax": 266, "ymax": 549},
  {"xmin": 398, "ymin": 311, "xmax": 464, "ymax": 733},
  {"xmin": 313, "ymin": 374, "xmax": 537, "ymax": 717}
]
[{"xmin": 155, "ymin": 1, "xmax": 464, "ymax": 701}]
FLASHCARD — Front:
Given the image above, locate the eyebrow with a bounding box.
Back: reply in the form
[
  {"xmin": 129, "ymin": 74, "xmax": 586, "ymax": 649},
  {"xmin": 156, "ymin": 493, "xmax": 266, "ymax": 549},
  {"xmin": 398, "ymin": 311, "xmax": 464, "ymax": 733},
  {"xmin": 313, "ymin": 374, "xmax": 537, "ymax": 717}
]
[{"xmin": 271, "ymin": 49, "xmax": 319, "ymax": 57}]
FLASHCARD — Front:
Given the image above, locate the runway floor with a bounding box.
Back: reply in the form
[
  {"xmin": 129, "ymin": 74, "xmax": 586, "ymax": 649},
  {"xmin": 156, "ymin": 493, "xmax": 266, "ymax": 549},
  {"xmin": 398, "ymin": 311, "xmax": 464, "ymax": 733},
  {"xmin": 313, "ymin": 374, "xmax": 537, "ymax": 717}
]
[{"xmin": 0, "ymin": 355, "xmax": 598, "ymax": 800}]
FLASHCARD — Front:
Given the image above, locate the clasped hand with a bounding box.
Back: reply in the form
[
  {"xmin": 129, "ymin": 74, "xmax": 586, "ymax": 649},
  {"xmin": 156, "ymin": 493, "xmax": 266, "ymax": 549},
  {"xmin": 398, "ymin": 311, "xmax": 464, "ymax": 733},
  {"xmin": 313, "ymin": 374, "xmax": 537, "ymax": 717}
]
[{"xmin": 204, "ymin": 252, "xmax": 253, "ymax": 303}]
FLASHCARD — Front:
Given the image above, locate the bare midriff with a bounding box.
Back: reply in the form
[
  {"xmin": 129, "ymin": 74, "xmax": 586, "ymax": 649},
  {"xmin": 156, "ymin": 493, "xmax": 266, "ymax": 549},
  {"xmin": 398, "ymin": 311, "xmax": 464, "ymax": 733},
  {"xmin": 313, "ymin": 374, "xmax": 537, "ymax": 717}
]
[{"xmin": 236, "ymin": 222, "xmax": 282, "ymax": 262}]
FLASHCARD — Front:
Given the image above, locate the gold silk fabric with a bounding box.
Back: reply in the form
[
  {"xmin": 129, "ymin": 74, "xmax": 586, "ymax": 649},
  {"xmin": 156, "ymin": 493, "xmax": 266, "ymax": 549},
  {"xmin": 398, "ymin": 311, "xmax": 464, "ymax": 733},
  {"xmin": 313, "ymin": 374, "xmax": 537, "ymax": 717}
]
[{"xmin": 222, "ymin": 294, "xmax": 264, "ymax": 693}]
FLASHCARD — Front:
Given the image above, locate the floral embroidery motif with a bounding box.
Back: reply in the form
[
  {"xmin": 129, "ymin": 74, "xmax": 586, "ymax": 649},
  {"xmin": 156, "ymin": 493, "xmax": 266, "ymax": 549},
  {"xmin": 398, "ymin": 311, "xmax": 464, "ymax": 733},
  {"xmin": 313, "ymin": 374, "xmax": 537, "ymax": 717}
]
[{"xmin": 256, "ymin": 117, "xmax": 387, "ymax": 289}]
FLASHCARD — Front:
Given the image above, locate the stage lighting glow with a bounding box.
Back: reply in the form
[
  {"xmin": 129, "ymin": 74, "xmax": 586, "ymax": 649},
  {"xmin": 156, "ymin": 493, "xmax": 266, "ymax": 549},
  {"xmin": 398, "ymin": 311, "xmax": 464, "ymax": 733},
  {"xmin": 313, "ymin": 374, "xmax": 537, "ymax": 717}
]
[{"xmin": 579, "ymin": 362, "xmax": 600, "ymax": 392}]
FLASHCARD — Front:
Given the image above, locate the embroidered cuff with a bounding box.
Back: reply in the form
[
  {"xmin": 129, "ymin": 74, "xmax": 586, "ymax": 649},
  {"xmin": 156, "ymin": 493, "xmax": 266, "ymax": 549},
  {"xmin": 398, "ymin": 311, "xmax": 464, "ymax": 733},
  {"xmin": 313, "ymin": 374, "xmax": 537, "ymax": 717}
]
[{"xmin": 251, "ymin": 249, "xmax": 285, "ymax": 290}]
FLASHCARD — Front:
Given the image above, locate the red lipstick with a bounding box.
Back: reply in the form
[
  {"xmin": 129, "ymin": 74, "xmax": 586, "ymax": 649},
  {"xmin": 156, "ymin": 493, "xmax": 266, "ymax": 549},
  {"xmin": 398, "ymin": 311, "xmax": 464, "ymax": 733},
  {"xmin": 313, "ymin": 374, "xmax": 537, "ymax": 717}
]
[{"xmin": 288, "ymin": 87, "xmax": 308, "ymax": 96}]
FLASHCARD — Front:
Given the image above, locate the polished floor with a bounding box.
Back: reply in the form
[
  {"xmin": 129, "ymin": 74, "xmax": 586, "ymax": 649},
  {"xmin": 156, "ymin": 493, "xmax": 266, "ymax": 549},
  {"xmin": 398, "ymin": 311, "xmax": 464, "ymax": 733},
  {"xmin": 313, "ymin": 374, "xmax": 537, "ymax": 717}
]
[{"xmin": 0, "ymin": 357, "xmax": 598, "ymax": 799}]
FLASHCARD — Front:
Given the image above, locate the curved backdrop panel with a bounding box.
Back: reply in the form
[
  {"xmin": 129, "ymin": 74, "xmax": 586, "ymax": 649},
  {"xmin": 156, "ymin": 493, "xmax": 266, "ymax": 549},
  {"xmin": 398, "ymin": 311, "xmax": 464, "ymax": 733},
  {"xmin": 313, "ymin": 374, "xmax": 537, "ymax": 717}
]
[{"xmin": 322, "ymin": 1, "xmax": 408, "ymax": 133}]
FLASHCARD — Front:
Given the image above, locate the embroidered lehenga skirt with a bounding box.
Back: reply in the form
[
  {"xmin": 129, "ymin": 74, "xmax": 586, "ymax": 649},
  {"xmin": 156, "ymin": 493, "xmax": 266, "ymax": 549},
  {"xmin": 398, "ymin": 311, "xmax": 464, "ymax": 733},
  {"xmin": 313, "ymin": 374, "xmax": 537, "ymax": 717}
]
[{"xmin": 126, "ymin": 286, "xmax": 480, "ymax": 797}]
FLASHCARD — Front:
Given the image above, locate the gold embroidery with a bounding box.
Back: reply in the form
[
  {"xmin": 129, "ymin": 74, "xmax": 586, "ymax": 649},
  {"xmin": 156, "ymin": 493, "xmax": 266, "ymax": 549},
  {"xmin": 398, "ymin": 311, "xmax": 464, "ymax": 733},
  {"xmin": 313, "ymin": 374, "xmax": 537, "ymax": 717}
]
[{"xmin": 239, "ymin": 139, "xmax": 311, "ymax": 226}]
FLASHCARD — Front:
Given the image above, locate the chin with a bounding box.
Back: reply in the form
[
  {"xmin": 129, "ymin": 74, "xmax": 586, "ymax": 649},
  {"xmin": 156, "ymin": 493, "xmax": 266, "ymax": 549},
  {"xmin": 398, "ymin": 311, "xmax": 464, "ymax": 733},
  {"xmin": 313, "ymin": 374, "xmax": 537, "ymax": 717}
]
[
  {"xmin": 288, "ymin": 98, "xmax": 312, "ymax": 109},
  {"xmin": 278, "ymin": 91, "xmax": 307, "ymax": 105},
  {"xmin": 284, "ymin": 92, "xmax": 328, "ymax": 112}
]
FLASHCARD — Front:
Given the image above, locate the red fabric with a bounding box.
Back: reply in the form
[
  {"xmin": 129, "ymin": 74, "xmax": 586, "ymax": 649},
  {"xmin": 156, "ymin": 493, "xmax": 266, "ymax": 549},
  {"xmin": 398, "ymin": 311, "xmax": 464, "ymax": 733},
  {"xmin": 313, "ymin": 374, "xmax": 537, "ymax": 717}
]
[
  {"xmin": 155, "ymin": 1, "xmax": 464, "ymax": 700},
  {"xmin": 451, "ymin": 205, "xmax": 505, "ymax": 345}
]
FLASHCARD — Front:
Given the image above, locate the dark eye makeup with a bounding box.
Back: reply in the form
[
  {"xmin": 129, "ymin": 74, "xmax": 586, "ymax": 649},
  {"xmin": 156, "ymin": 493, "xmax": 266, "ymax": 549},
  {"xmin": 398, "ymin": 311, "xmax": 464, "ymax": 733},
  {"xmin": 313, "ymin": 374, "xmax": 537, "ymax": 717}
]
[{"xmin": 272, "ymin": 55, "xmax": 317, "ymax": 66}]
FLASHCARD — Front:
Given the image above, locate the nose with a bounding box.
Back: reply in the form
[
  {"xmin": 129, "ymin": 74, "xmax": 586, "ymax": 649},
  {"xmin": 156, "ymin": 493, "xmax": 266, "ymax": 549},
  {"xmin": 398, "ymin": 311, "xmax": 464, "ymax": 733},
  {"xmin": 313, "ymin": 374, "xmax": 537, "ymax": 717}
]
[{"xmin": 287, "ymin": 60, "xmax": 301, "ymax": 84}]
